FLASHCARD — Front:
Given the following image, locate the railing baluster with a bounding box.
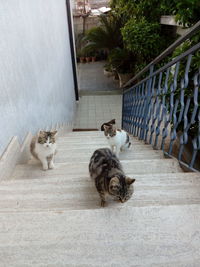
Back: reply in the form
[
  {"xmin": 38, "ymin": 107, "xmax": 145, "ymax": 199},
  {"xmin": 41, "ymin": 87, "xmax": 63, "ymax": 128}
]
[
  {"xmin": 178, "ymin": 97, "xmax": 191, "ymax": 161},
  {"xmin": 144, "ymin": 75, "xmax": 156, "ymax": 143},
  {"xmin": 154, "ymin": 72, "xmax": 163, "ymax": 148},
  {"xmin": 149, "ymin": 77, "xmax": 159, "ymax": 145},
  {"xmin": 169, "ymin": 99, "xmax": 179, "ymax": 155},
  {"xmin": 122, "ymin": 23, "xmax": 200, "ymax": 171}
]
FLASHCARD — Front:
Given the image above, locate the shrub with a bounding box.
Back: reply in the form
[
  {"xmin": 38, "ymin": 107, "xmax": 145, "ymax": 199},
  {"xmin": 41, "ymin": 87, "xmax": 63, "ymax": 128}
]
[
  {"xmin": 108, "ymin": 48, "xmax": 135, "ymax": 74},
  {"xmin": 121, "ymin": 18, "xmax": 161, "ymax": 62},
  {"xmin": 82, "ymin": 13, "xmax": 123, "ymax": 52}
]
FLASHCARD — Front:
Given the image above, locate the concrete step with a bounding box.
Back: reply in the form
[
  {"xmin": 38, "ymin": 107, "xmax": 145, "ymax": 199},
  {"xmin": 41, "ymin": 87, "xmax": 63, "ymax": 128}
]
[
  {"xmin": 55, "ymin": 146, "xmax": 162, "ymax": 163},
  {"xmin": 2, "ymin": 172, "xmax": 200, "ymax": 187},
  {"xmin": 0, "ymin": 205, "xmax": 200, "ymax": 266},
  {"xmin": 57, "ymin": 144, "xmax": 157, "ymax": 152},
  {"xmin": 57, "ymin": 132, "xmax": 152, "ymax": 151},
  {"xmin": 58, "ymin": 134, "xmax": 143, "ymax": 142},
  {"xmin": 54, "ymin": 150, "xmax": 164, "ymax": 163},
  {"xmin": 62, "ymin": 131, "xmax": 137, "ymax": 138},
  {"xmin": 63, "ymin": 131, "xmax": 105, "ymax": 137},
  {"xmin": 57, "ymin": 140, "xmax": 141, "ymax": 146},
  {"xmin": 79, "ymin": 89, "xmax": 123, "ymax": 95},
  {"xmin": 0, "ymin": 179, "xmax": 200, "ymax": 211},
  {"xmin": 1, "ymin": 177, "xmax": 200, "ymax": 199},
  {"xmin": 59, "ymin": 134, "xmax": 141, "ymax": 142},
  {"xmin": 3, "ymin": 171, "xmax": 197, "ymax": 212},
  {"xmin": 11, "ymin": 159, "xmax": 183, "ymax": 180}
]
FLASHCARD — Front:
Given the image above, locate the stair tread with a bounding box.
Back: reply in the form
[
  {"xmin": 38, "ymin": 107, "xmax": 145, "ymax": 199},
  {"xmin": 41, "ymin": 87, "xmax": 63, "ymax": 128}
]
[
  {"xmin": 0, "ymin": 205, "xmax": 200, "ymax": 266},
  {"xmin": 11, "ymin": 159, "xmax": 183, "ymax": 180},
  {"xmin": 53, "ymin": 149, "xmax": 165, "ymax": 163},
  {"xmin": 1, "ymin": 172, "xmax": 200, "ymax": 186},
  {"xmin": 0, "ymin": 184, "xmax": 200, "ymax": 206},
  {"xmin": 2, "ymin": 129, "xmax": 200, "ymax": 266},
  {"xmin": 57, "ymin": 143, "xmax": 154, "ymax": 149},
  {"xmin": 57, "ymin": 146, "xmax": 157, "ymax": 153}
]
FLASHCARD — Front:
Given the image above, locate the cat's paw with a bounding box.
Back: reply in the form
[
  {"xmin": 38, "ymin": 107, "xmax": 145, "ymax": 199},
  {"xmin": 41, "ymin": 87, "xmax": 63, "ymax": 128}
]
[
  {"xmin": 42, "ymin": 166, "xmax": 48, "ymax": 171},
  {"xmin": 100, "ymin": 200, "xmax": 106, "ymax": 207},
  {"xmin": 49, "ymin": 162, "xmax": 55, "ymax": 169}
]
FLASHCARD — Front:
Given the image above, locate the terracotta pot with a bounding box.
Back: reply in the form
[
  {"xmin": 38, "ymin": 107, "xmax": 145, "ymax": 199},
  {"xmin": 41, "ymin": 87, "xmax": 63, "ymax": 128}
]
[
  {"xmin": 118, "ymin": 72, "xmax": 133, "ymax": 88},
  {"xmin": 103, "ymin": 69, "xmax": 114, "ymax": 77},
  {"xmin": 113, "ymin": 70, "xmax": 119, "ymax": 80},
  {"xmin": 80, "ymin": 57, "xmax": 85, "ymax": 63},
  {"xmin": 85, "ymin": 57, "xmax": 91, "ymax": 63}
]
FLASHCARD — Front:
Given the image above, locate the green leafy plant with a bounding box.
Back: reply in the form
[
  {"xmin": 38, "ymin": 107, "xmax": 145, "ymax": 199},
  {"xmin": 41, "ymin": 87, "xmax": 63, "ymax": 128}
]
[
  {"xmin": 174, "ymin": 0, "xmax": 200, "ymax": 27},
  {"xmin": 104, "ymin": 63, "xmax": 113, "ymax": 72},
  {"xmin": 108, "ymin": 48, "xmax": 135, "ymax": 74},
  {"xmin": 82, "ymin": 13, "xmax": 123, "ymax": 53},
  {"xmin": 109, "ymin": 0, "xmax": 178, "ymax": 74},
  {"xmin": 164, "ymin": 33, "xmax": 200, "ymax": 136},
  {"xmin": 121, "ymin": 18, "xmax": 161, "ymax": 61}
]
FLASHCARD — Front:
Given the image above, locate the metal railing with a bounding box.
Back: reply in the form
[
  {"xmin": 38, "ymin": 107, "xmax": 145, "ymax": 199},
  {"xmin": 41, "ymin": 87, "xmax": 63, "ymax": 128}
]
[{"xmin": 122, "ymin": 21, "xmax": 200, "ymax": 171}]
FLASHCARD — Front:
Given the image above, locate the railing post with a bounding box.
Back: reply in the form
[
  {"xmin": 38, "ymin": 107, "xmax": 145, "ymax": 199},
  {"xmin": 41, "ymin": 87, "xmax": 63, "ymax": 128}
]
[
  {"xmin": 139, "ymin": 65, "xmax": 154, "ymax": 140},
  {"xmin": 121, "ymin": 92, "xmax": 124, "ymax": 129}
]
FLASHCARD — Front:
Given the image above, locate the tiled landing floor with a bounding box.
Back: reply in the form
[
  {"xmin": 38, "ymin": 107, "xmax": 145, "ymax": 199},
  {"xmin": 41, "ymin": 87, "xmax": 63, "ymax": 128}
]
[
  {"xmin": 74, "ymin": 95, "xmax": 122, "ymax": 129},
  {"xmin": 77, "ymin": 61, "xmax": 119, "ymax": 91}
]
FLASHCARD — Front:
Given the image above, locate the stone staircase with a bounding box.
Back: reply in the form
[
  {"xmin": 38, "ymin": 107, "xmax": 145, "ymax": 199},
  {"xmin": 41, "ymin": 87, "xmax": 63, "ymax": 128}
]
[{"xmin": 1, "ymin": 130, "xmax": 200, "ymax": 266}]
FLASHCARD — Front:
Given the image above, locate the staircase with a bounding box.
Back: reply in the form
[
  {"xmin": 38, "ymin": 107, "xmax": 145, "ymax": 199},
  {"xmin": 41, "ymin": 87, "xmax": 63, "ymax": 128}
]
[{"xmin": 1, "ymin": 130, "xmax": 200, "ymax": 266}]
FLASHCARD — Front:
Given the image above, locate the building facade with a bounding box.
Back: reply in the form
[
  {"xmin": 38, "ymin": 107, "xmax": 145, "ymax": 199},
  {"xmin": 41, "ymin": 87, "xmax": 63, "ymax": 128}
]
[{"xmin": 0, "ymin": 0, "xmax": 77, "ymax": 154}]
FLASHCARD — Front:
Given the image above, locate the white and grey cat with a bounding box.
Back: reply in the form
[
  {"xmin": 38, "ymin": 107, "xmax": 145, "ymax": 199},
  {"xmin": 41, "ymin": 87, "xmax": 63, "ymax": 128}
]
[
  {"xmin": 103, "ymin": 124, "xmax": 131, "ymax": 156},
  {"xmin": 30, "ymin": 130, "xmax": 57, "ymax": 171}
]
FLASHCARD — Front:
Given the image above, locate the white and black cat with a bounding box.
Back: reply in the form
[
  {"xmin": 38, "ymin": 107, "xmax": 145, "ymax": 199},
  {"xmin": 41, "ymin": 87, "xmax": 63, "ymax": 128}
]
[
  {"xmin": 103, "ymin": 124, "xmax": 131, "ymax": 156},
  {"xmin": 89, "ymin": 148, "xmax": 135, "ymax": 207},
  {"xmin": 101, "ymin": 119, "xmax": 116, "ymax": 131},
  {"xmin": 30, "ymin": 130, "xmax": 57, "ymax": 171}
]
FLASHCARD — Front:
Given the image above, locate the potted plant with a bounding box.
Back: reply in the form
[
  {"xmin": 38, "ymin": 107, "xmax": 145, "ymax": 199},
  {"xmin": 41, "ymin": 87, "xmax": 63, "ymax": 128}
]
[
  {"xmin": 80, "ymin": 56, "xmax": 85, "ymax": 63},
  {"xmin": 91, "ymin": 53, "xmax": 97, "ymax": 62},
  {"xmin": 82, "ymin": 14, "xmax": 123, "ymax": 54},
  {"xmin": 77, "ymin": 51, "xmax": 85, "ymax": 63},
  {"xmin": 85, "ymin": 56, "xmax": 91, "ymax": 63},
  {"xmin": 108, "ymin": 48, "xmax": 134, "ymax": 87},
  {"xmin": 103, "ymin": 63, "xmax": 114, "ymax": 77},
  {"xmin": 81, "ymin": 48, "xmax": 92, "ymax": 63}
]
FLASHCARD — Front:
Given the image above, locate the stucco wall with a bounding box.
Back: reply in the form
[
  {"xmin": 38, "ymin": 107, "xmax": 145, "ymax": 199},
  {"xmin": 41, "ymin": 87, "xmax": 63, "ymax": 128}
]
[
  {"xmin": 73, "ymin": 16, "xmax": 100, "ymax": 37},
  {"xmin": 89, "ymin": 0, "xmax": 109, "ymax": 8},
  {"xmin": 0, "ymin": 0, "xmax": 76, "ymax": 154}
]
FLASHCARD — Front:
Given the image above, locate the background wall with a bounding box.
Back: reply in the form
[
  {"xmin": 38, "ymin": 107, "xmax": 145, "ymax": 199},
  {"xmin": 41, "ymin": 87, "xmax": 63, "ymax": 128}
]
[
  {"xmin": 73, "ymin": 16, "xmax": 100, "ymax": 37},
  {"xmin": 0, "ymin": 0, "xmax": 76, "ymax": 154}
]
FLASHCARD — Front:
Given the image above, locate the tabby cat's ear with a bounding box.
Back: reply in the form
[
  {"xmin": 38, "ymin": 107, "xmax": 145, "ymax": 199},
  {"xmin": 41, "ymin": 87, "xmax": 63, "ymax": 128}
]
[
  {"xmin": 126, "ymin": 177, "xmax": 135, "ymax": 185},
  {"xmin": 110, "ymin": 177, "xmax": 120, "ymax": 189},
  {"xmin": 51, "ymin": 131, "xmax": 58, "ymax": 136},
  {"xmin": 39, "ymin": 130, "xmax": 46, "ymax": 135}
]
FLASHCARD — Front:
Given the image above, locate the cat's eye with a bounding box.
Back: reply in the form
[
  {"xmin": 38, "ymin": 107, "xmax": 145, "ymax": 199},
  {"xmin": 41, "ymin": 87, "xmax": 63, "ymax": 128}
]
[{"xmin": 38, "ymin": 138, "xmax": 45, "ymax": 144}]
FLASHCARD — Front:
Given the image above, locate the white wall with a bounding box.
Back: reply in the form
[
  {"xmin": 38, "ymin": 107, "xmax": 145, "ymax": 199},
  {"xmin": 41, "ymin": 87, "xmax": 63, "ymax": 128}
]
[{"xmin": 0, "ymin": 0, "xmax": 76, "ymax": 154}]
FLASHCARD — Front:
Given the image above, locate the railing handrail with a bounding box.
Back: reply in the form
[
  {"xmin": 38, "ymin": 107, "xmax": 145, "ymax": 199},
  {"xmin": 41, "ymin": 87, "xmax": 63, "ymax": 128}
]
[
  {"xmin": 124, "ymin": 42, "xmax": 200, "ymax": 94},
  {"xmin": 124, "ymin": 20, "xmax": 200, "ymax": 87}
]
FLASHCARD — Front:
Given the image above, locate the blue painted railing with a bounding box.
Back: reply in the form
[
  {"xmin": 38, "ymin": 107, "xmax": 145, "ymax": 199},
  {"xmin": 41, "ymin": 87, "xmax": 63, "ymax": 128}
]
[{"xmin": 122, "ymin": 21, "xmax": 200, "ymax": 171}]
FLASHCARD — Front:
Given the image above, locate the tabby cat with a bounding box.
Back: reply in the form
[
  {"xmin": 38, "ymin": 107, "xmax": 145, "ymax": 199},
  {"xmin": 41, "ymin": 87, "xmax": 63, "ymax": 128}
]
[
  {"xmin": 30, "ymin": 130, "xmax": 57, "ymax": 171},
  {"xmin": 89, "ymin": 148, "xmax": 135, "ymax": 207},
  {"xmin": 103, "ymin": 124, "xmax": 131, "ymax": 156}
]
